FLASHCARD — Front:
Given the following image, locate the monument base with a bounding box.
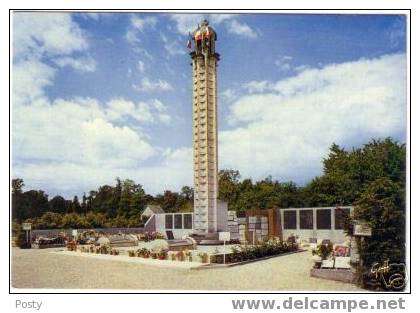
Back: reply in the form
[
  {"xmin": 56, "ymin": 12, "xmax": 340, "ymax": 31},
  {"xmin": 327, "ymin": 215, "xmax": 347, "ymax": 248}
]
[
  {"xmin": 216, "ymin": 200, "xmax": 228, "ymax": 232},
  {"xmin": 189, "ymin": 232, "xmax": 224, "ymax": 245}
]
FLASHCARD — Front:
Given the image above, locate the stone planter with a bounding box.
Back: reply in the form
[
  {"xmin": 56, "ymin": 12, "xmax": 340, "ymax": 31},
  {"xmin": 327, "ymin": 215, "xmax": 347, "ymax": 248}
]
[{"xmin": 310, "ymin": 268, "xmax": 356, "ymax": 284}]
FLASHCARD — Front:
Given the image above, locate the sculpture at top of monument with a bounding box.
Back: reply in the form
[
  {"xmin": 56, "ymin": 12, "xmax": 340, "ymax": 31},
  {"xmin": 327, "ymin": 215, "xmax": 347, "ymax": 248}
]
[
  {"xmin": 191, "ymin": 19, "xmax": 218, "ymax": 57},
  {"xmin": 190, "ymin": 20, "xmax": 227, "ymax": 235}
]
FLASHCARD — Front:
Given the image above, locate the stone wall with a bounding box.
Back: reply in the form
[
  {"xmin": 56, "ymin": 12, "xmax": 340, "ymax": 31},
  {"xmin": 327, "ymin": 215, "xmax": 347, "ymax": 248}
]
[
  {"xmin": 229, "ymin": 211, "xmax": 270, "ymax": 243},
  {"xmin": 227, "ymin": 210, "xmax": 239, "ymax": 240}
]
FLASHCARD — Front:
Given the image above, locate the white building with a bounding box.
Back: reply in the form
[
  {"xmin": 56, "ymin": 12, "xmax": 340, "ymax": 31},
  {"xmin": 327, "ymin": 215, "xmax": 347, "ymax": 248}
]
[{"xmin": 141, "ymin": 205, "xmax": 165, "ymax": 220}]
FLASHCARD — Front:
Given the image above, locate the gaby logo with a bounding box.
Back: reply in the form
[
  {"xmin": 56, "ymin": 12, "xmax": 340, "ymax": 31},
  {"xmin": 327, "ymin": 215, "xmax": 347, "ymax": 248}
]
[{"xmin": 370, "ymin": 260, "xmax": 407, "ymax": 291}]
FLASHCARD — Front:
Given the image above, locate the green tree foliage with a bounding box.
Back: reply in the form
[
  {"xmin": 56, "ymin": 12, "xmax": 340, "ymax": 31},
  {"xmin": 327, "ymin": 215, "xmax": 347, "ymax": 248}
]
[
  {"xmin": 353, "ymin": 177, "xmax": 405, "ymax": 268},
  {"xmin": 217, "ymin": 171, "xmax": 306, "ymax": 212},
  {"xmin": 70, "ymin": 196, "xmax": 82, "ymax": 214},
  {"xmin": 12, "ymin": 178, "xmax": 49, "ymax": 220},
  {"xmin": 48, "ymin": 195, "xmax": 68, "ymax": 214},
  {"xmin": 305, "ymin": 138, "xmax": 405, "ymax": 206},
  {"xmin": 12, "ymin": 177, "xmax": 194, "ymax": 229}
]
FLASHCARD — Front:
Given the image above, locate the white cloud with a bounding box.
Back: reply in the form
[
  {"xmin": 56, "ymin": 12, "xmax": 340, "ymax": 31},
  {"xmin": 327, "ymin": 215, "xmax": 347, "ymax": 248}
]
[
  {"xmin": 388, "ymin": 16, "xmax": 406, "ymax": 48},
  {"xmin": 125, "ymin": 15, "xmax": 157, "ymax": 44},
  {"xmin": 13, "ymin": 97, "xmax": 156, "ymax": 167},
  {"xmin": 12, "ymin": 12, "xmax": 187, "ymax": 198},
  {"xmin": 14, "ymin": 146, "xmax": 192, "ymax": 197},
  {"xmin": 13, "ymin": 89, "xmax": 179, "ymax": 195},
  {"xmin": 160, "ymin": 33, "xmax": 184, "ymax": 56},
  {"xmin": 242, "ymin": 80, "xmax": 273, "ymax": 93},
  {"xmin": 137, "ymin": 60, "xmax": 145, "ymax": 73},
  {"xmin": 274, "ymin": 55, "xmax": 293, "ymax": 71},
  {"xmin": 13, "ymin": 59, "xmax": 56, "ymax": 106},
  {"xmin": 294, "ymin": 64, "xmax": 311, "ymax": 73},
  {"xmin": 170, "ymin": 14, "xmax": 206, "ymax": 34},
  {"xmin": 132, "ymin": 77, "xmax": 174, "ymax": 92},
  {"xmin": 220, "ymin": 53, "xmax": 406, "ymax": 183},
  {"xmin": 13, "ymin": 12, "xmax": 89, "ymax": 60},
  {"xmin": 227, "ymin": 20, "xmax": 259, "ymax": 38},
  {"xmin": 131, "ymin": 15, "xmax": 157, "ymax": 31},
  {"xmin": 53, "ymin": 56, "xmax": 97, "ymax": 72},
  {"xmin": 80, "ymin": 12, "xmax": 100, "ymax": 20},
  {"xmin": 169, "ymin": 14, "xmax": 238, "ymax": 35},
  {"xmin": 210, "ymin": 14, "xmax": 238, "ymax": 23},
  {"xmin": 221, "ymin": 88, "xmax": 238, "ymax": 103},
  {"xmin": 106, "ymin": 98, "xmax": 171, "ymax": 124}
]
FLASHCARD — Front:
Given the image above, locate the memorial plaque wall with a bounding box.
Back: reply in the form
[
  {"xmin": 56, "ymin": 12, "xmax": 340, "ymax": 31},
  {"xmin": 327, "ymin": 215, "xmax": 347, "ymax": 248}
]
[
  {"xmin": 165, "ymin": 214, "xmax": 173, "ymax": 229},
  {"xmin": 174, "ymin": 214, "xmax": 183, "ymax": 229},
  {"xmin": 284, "ymin": 211, "xmax": 297, "ymax": 229},
  {"xmin": 300, "ymin": 209, "xmax": 314, "ymax": 229},
  {"xmin": 316, "ymin": 209, "xmax": 331, "ymax": 229},
  {"xmin": 183, "ymin": 214, "xmax": 193, "ymax": 229},
  {"xmin": 335, "ymin": 208, "xmax": 350, "ymax": 229}
]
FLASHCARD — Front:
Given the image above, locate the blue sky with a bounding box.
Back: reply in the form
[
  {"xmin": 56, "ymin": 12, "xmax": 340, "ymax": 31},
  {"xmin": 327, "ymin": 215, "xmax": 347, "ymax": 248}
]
[{"xmin": 12, "ymin": 12, "xmax": 407, "ymax": 198}]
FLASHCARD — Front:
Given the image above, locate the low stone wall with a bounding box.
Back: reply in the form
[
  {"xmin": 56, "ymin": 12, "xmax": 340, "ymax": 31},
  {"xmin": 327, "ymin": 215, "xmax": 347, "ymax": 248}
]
[
  {"xmin": 228, "ymin": 211, "xmax": 239, "ymax": 240},
  {"xmin": 310, "ymin": 268, "xmax": 356, "ymax": 284}
]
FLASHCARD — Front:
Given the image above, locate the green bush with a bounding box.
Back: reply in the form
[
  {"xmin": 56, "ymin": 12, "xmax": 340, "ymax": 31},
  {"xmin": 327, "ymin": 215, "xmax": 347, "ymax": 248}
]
[
  {"xmin": 349, "ymin": 178, "xmax": 405, "ymax": 289},
  {"xmin": 227, "ymin": 240, "xmax": 298, "ymax": 264}
]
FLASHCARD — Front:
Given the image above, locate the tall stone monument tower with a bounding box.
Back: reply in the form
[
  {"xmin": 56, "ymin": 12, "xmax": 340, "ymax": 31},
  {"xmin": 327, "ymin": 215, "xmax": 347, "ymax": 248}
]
[{"xmin": 190, "ymin": 20, "xmax": 226, "ymax": 234}]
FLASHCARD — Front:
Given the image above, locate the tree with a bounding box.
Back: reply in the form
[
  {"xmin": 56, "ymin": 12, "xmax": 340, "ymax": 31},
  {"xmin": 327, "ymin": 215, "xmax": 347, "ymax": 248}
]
[
  {"xmin": 155, "ymin": 190, "xmax": 179, "ymax": 213},
  {"xmin": 346, "ymin": 177, "xmax": 406, "ymax": 290},
  {"xmin": 180, "ymin": 186, "xmax": 194, "ymax": 201},
  {"xmin": 48, "ymin": 195, "xmax": 67, "ymax": 214},
  {"xmin": 12, "ymin": 178, "xmax": 25, "ymax": 220},
  {"xmin": 117, "ymin": 179, "xmax": 147, "ymax": 217},
  {"xmin": 305, "ymin": 138, "xmax": 405, "ymax": 207},
  {"xmin": 91, "ymin": 185, "xmax": 114, "ymax": 215},
  {"xmin": 70, "ymin": 196, "xmax": 82, "ymax": 214},
  {"xmin": 12, "ymin": 178, "xmax": 24, "ymax": 194},
  {"xmin": 352, "ymin": 178, "xmax": 405, "ymax": 266},
  {"xmin": 81, "ymin": 193, "xmax": 87, "ymax": 214},
  {"xmin": 110, "ymin": 178, "xmax": 122, "ymax": 218},
  {"xmin": 218, "ymin": 169, "xmax": 241, "ymax": 205}
]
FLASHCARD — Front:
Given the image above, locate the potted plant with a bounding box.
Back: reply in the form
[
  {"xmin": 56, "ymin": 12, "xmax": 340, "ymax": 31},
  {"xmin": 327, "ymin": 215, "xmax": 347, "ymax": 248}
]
[
  {"xmin": 311, "ymin": 242, "xmax": 333, "ymax": 268},
  {"xmin": 170, "ymin": 252, "xmax": 176, "ymax": 261},
  {"xmin": 151, "ymin": 252, "xmax": 158, "ymax": 259},
  {"xmin": 142, "ymin": 249, "xmax": 151, "ymax": 258},
  {"xmin": 158, "ymin": 250, "xmax": 167, "ymax": 260},
  {"xmin": 185, "ymin": 251, "xmax": 193, "ymax": 262},
  {"xmin": 128, "ymin": 250, "xmax": 136, "ymax": 257},
  {"xmin": 67, "ymin": 240, "xmax": 77, "ymax": 251},
  {"xmin": 198, "ymin": 252, "xmax": 208, "ymax": 263},
  {"xmin": 176, "ymin": 250, "xmax": 185, "ymax": 261}
]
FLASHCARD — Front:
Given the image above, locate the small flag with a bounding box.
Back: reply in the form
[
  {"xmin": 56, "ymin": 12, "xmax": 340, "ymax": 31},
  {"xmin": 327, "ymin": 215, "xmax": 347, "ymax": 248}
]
[{"xmin": 187, "ymin": 32, "xmax": 192, "ymax": 49}]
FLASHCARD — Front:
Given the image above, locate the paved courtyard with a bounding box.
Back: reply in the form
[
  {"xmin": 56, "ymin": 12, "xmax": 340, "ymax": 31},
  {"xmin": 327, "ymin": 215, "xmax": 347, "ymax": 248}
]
[{"xmin": 11, "ymin": 248, "xmax": 362, "ymax": 291}]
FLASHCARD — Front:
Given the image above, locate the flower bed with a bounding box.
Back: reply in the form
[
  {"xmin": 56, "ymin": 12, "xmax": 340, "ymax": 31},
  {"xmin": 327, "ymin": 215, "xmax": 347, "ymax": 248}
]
[
  {"xmin": 210, "ymin": 239, "xmax": 299, "ymax": 264},
  {"xmin": 78, "ymin": 244, "xmax": 119, "ymax": 255}
]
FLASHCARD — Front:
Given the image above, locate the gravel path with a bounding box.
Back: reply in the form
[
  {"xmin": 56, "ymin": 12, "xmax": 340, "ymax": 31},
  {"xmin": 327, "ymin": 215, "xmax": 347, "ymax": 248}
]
[{"xmin": 11, "ymin": 248, "xmax": 362, "ymax": 291}]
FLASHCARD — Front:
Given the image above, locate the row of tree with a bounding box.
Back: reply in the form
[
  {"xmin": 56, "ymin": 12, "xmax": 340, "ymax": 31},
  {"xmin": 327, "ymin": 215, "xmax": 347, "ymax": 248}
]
[
  {"xmin": 218, "ymin": 138, "xmax": 405, "ymax": 211},
  {"xmin": 12, "ymin": 137, "xmax": 405, "ymax": 232},
  {"xmin": 12, "ymin": 178, "xmax": 194, "ymax": 222}
]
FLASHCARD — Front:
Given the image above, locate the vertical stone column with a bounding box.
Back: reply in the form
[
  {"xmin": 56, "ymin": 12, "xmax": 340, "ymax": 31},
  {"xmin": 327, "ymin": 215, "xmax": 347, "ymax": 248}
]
[{"xmin": 192, "ymin": 54, "xmax": 218, "ymax": 233}]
